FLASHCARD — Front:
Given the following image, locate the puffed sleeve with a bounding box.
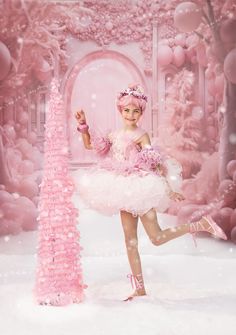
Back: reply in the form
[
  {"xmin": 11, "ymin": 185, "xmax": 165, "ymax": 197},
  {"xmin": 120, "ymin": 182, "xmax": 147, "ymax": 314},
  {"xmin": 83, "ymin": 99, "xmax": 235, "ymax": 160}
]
[{"xmin": 90, "ymin": 130, "xmax": 112, "ymax": 157}]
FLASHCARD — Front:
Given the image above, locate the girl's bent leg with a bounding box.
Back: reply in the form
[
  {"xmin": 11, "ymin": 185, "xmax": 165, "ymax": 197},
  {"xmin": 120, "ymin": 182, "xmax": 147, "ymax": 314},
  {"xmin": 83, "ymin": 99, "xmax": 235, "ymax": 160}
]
[
  {"xmin": 120, "ymin": 210, "xmax": 146, "ymax": 296},
  {"xmin": 140, "ymin": 208, "xmax": 191, "ymax": 246}
]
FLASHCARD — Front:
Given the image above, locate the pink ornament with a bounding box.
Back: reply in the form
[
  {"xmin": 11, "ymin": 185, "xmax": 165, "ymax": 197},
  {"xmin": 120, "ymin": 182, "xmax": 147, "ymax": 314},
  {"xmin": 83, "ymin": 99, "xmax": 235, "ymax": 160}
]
[
  {"xmin": 220, "ymin": 19, "xmax": 236, "ymax": 44},
  {"xmin": 157, "ymin": 45, "xmax": 173, "ymax": 66},
  {"xmin": 173, "ymin": 46, "xmax": 185, "ymax": 67},
  {"xmin": 0, "ymin": 41, "xmax": 11, "ymax": 80},
  {"xmin": 224, "ymin": 48, "xmax": 236, "ymax": 84},
  {"xmin": 174, "ymin": 2, "xmax": 202, "ymax": 33},
  {"xmin": 174, "ymin": 33, "xmax": 186, "ymax": 47},
  {"xmin": 226, "ymin": 160, "xmax": 236, "ymax": 178}
]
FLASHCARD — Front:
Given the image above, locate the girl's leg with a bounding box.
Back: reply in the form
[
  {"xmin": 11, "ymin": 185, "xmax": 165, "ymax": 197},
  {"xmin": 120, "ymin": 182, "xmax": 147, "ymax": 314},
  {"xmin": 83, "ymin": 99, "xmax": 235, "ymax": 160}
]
[
  {"xmin": 140, "ymin": 208, "xmax": 197, "ymax": 246},
  {"xmin": 120, "ymin": 210, "xmax": 147, "ymax": 297}
]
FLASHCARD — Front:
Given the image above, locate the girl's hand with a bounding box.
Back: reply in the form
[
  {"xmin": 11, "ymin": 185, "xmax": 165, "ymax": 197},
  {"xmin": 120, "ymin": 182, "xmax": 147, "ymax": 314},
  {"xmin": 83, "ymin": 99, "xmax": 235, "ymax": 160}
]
[
  {"xmin": 75, "ymin": 109, "xmax": 86, "ymax": 124},
  {"xmin": 168, "ymin": 190, "xmax": 185, "ymax": 202}
]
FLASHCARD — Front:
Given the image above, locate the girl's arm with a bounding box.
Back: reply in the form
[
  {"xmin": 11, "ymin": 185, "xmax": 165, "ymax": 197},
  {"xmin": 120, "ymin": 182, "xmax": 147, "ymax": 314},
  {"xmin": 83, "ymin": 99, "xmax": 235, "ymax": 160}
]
[{"xmin": 75, "ymin": 110, "xmax": 93, "ymax": 150}]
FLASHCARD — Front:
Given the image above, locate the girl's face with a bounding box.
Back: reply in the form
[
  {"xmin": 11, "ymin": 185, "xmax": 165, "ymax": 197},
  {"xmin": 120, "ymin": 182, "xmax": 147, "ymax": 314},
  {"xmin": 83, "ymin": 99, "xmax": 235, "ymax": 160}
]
[{"xmin": 121, "ymin": 104, "xmax": 142, "ymax": 127}]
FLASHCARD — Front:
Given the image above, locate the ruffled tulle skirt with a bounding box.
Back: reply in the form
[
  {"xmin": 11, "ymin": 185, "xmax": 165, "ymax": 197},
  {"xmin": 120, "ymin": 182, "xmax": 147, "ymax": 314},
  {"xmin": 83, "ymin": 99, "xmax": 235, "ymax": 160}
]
[{"xmin": 72, "ymin": 157, "xmax": 183, "ymax": 216}]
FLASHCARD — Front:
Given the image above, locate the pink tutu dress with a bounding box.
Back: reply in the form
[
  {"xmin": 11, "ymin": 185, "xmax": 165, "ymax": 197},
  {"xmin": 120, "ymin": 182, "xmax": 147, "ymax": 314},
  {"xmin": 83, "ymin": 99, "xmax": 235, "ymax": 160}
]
[{"xmin": 74, "ymin": 127, "xmax": 183, "ymax": 216}]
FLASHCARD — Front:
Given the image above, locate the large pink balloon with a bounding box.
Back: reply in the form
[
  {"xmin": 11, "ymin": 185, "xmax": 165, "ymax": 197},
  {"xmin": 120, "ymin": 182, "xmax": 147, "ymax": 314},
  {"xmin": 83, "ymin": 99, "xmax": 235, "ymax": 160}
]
[
  {"xmin": 224, "ymin": 48, "xmax": 236, "ymax": 84},
  {"xmin": 226, "ymin": 160, "xmax": 236, "ymax": 178},
  {"xmin": 174, "ymin": 2, "xmax": 202, "ymax": 33},
  {"xmin": 0, "ymin": 41, "xmax": 11, "ymax": 80},
  {"xmin": 220, "ymin": 19, "xmax": 236, "ymax": 44},
  {"xmin": 173, "ymin": 46, "xmax": 185, "ymax": 67},
  {"xmin": 157, "ymin": 45, "xmax": 173, "ymax": 66}
]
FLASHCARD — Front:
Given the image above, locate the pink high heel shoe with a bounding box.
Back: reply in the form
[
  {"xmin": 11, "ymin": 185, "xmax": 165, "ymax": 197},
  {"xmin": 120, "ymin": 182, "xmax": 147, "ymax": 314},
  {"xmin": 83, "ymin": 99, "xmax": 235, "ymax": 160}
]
[
  {"xmin": 123, "ymin": 273, "xmax": 146, "ymax": 302},
  {"xmin": 189, "ymin": 215, "xmax": 228, "ymax": 247}
]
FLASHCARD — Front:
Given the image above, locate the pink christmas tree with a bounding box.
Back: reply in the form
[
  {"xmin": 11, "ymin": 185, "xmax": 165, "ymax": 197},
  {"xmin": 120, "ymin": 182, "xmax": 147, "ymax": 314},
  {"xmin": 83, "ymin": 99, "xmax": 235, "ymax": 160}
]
[{"xmin": 33, "ymin": 78, "xmax": 87, "ymax": 306}]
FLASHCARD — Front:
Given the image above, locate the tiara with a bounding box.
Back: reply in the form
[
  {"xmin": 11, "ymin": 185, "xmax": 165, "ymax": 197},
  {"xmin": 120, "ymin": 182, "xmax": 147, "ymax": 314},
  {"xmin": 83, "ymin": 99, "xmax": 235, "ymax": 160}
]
[{"xmin": 118, "ymin": 85, "xmax": 148, "ymax": 102}]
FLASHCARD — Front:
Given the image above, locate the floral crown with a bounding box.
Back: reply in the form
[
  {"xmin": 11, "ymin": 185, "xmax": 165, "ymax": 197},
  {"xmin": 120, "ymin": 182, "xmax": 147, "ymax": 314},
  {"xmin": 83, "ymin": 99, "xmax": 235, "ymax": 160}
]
[{"xmin": 118, "ymin": 84, "xmax": 148, "ymax": 102}]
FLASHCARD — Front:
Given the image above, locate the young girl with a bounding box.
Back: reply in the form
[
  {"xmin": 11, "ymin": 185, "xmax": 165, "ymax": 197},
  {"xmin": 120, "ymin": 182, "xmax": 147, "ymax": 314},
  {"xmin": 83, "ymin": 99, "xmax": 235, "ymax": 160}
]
[{"xmin": 74, "ymin": 83, "xmax": 227, "ymax": 302}]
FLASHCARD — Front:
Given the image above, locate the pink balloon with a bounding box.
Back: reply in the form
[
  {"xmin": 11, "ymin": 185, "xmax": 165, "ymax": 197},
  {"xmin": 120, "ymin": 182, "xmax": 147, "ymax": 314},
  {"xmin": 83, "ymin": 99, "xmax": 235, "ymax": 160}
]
[
  {"xmin": 214, "ymin": 73, "xmax": 225, "ymax": 95},
  {"xmin": 177, "ymin": 204, "xmax": 204, "ymax": 224},
  {"xmin": 205, "ymin": 68, "xmax": 214, "ymax": 80},
  {"xmin": 218, "ymin": 179, "xmax": 236, "ymax": 206},
  {"xmin": 15, "ymin": 195, "xmax": 36, "ymax": 209},
  {"xmin": 0, "ymin": 41, "xmax": 11, "ymax": 80},
  {"xmin": 0, "ymin": 190, "xmax": 14, "ymax": 205},
  {"xmin": 226, "ymin": 160, "xmax": 236, "ymax": 178},
  {"xmin": 15, "ymin": 138, "xmax": 32, "ymax": 157},
  {"xmin": 174, "ymin": 2, "xmax": 202, "ymax": 33},
  {"xmin": 18, "ymin": 178, "xmax": 39, "ymax": 198},
  {"xmin": 175, "ymin": 34, "xmax": 186, "ymax": 47},
  {"xmin": 233, "ymin": 171, "xmax": 236, "ymax": 182},
  {"xmin": 173, "ymin": 46, "xmax": 185, "ymax": 67},
  {"xmin": 220, "ymin": 19, "xmax": 236, "ymax": 44},
  {"xmin": 224, "ymin": 48, "xmax": 236, "ymax": 84},
  {"xmin": 21, "ymin": 207, "xmax": 38, "ymax": 231},
  {"xmin": 2, "ymin": 202, "xmax": 21, "ymax": 220},
  {"xmin": 157, "ymin": 45, "xmax": 173, "ymax": 66},
  {"xmin": 230, "ymin": 226, "xmax": 236, "ymax": 244}
]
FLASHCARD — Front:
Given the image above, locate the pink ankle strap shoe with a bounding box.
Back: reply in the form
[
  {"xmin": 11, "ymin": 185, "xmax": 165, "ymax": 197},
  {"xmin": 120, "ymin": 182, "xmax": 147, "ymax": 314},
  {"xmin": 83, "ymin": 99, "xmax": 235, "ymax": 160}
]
[{"xmin": 189, "ymin": 215, "xmax": 227, "ymax": 247}]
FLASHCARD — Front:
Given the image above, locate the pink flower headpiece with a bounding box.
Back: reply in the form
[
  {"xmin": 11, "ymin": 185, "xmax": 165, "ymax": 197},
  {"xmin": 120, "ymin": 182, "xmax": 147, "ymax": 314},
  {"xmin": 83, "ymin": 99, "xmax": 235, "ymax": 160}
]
[{"xmin": 118, "ymin": 83, "xmax": 148, "ymax": 102}]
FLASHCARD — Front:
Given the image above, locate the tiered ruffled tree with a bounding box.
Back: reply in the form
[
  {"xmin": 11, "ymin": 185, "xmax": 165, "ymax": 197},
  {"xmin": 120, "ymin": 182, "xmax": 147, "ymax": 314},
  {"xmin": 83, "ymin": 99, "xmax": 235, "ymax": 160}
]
[{"xmin": 34, "ymin": 78, "xmax": 87, "ymax": 306}]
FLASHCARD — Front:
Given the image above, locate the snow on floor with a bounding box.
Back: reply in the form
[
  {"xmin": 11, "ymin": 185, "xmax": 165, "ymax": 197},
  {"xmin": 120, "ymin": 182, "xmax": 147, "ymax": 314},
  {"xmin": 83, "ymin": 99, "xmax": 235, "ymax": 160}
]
[{"xmin": 0, "ymin": 191, "xmax": 236, "ymax": 335}]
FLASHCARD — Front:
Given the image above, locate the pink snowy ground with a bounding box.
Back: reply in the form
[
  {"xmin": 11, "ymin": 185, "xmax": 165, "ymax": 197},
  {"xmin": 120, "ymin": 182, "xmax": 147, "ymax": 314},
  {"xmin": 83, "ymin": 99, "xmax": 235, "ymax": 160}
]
[{"xmin": 0, "ymin": 183, "xmax": 236, "ymax": 335}]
